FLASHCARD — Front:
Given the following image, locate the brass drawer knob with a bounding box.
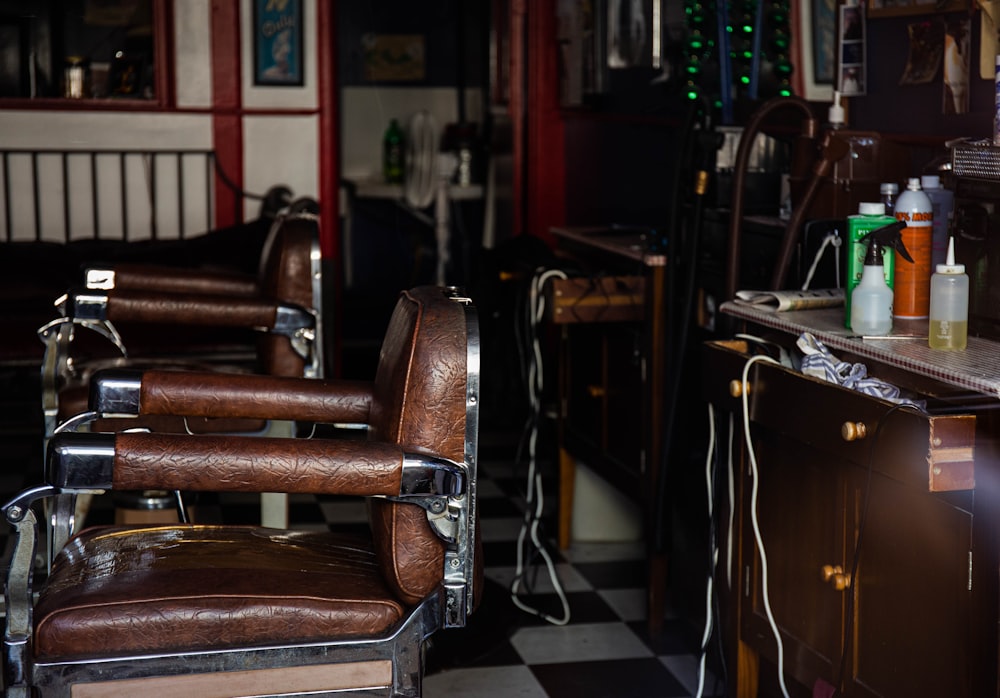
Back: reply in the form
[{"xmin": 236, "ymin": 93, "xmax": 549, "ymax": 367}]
[
  {"xmin": 821, "ymin": 564, "xmax": 851, "ymax": 591},
  {"xmin": 841, "ymin": 421, "xmax": 867, "ymax": 442},
  {"xmin": 587, "ymin": 385, "xmax": 606, "ymax": 398},
  {"xmin": 729, "ymin": 379, "xmax": 748, "ymax": 398}
]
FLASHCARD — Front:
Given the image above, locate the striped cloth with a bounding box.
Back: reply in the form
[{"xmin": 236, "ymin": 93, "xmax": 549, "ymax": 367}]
[{"xmin": 796, "ymin": 332, "xmax": 925, "ymax": 408}]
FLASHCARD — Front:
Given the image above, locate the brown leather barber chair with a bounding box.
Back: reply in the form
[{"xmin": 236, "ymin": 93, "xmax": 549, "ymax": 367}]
[
  {"xmin": 37, "ymin": 212, "xmax": 323, "ymax": 559},
  {"xmin": 40, "ymin": 211, "xmax": 324, "ymax": 437},
  {"xmin": 4, "ymin": 286, "xmax": 480, "ymax": 697}
]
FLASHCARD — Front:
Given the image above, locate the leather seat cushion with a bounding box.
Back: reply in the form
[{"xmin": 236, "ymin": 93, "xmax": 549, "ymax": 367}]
[{"xmin": 34, "ymin": 525, "xmax": 408, "ymax": 659}]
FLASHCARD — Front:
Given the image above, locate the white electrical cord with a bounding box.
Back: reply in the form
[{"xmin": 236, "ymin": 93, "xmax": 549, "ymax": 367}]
[
  {"xmin": 695, "ymin": 406, "xmax": 738, "ymax": 695},
  {"xmin": 695, "ymin": 403, "xmax": 718, "ymax": 698},
  {"xmin": 510, "ymin": 268, "xmax": 571, "ymax": 626},
  {"xmin": 801, "ymin": 232, "xmax": 842, "ymax": 291},
  {"xmin": 725, "ymin": 412, "xmax": 735, "ymax": 588},
  {"xmin": 741, "ymin": 354, "xmax": 791, "ymax": 698}
]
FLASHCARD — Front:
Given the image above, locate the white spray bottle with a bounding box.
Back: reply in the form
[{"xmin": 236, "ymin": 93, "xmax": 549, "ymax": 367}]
[{"xmin": 851, "ymin": 220, "xmax": 912, "ymax": 336}]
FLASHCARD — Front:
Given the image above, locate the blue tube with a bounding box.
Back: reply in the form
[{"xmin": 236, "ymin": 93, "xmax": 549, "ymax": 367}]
[
  {"xmin": 716, "ymin": 0, "xmax": 733, "ymax": 124},
  {"xmin": 749, "ymin": 0, "xmax": 764, "ymax": 99}
]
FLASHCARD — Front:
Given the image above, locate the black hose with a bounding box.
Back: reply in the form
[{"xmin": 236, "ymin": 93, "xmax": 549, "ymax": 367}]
[
  {"xmin": 724, "ymin": 97, "xmax": 818, "ymax": 302},
  {"xmin": 664, "ymin": 98, "xmax": 708, "ymax": 385},
  {"xmin": 654, "ymin": 110, "xmax": 718, "ymax": 555}
]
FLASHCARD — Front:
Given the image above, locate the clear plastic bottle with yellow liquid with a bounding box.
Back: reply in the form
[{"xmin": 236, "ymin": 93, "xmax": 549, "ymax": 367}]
[{"xmin": 928, "ymin": 237, "xmax": 968, "ymax": 350}]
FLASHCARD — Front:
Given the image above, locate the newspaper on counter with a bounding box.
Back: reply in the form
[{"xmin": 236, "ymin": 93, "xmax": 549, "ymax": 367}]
[{"xmin": 733, "ymin": 288, "xmax": 844, "ymax": 312}]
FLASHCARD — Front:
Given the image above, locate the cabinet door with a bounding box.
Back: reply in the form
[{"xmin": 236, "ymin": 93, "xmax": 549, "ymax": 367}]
[
  {"xmin": 847, "ymin": 467, "xmax": 972, "ymax": 698},
  {"xmin": 562, "ymin": 323, "xmax": 644, "ymax": 487},
  {"xmin": 743, "ymin": 427, "xmax": 849, "ymax": 687}
]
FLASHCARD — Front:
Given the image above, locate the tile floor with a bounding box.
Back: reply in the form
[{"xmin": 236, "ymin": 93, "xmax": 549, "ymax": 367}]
[
  {"xmin": 0, "ymin": 367, "xmax": 724, "ymax": 697},
  {"xmin": 421, "ymin": 432, "xmax": 724, "ymax": 698}
]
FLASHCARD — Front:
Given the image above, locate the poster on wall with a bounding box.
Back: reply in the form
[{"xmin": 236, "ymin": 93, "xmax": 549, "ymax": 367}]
[
  {"xmin": 899, "ymin": 19, "xmax": 943, "ymax": 86},
  {"xmin": 813, "ymin": 0, "xmax": 837, "ymax": 87},
  {"xmin": 794, "ymin": 0, "xmax": 834, "ymax": 100},
  {"xmin": 943, "ymin": 18, "xmax": 970, "ymax": 114},
  {"xmin": 361, "ymin": 34, "xmax": 426, "ymax": 82},
  {"xmin": 838, "ymin": 3, "xmax": 866, "ymax": 95},
  {"xmin": 253, "ymin": 0, "xmax": 303, "ymax": 86}
]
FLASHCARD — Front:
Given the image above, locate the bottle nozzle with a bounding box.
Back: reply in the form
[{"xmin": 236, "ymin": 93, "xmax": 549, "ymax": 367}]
[
  {"xmin": 937, "ymin": 236, "xmax": 966, "ymax": 274},
  {"xmin": 828, "ymin": 91, "xmax": 845, "ymax": 128},
  {"xmin": 860, "ymin": 220, "xmax": 912, "ymax": 264}
]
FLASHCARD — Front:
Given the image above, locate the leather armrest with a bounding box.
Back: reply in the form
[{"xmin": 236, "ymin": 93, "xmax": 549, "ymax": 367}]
[
  {"xmin": 114, "ymin": 432, "xmax": 405, "ymax": 495},
  {"xmin": 86, "ymin": 263, "xmax": 259, "ymax": 297},
  {"xmin": 61, "ymin": 287, "xmax": 313, "ymax": 333},
  {"xmin": 43, "ymin": 432, "xmax": 465, "ymax": 498},
  {"xmin": 90, "ymin": 368, "xmax": 373, "ymax": 424},
  {"xmin": 105, "ymin": 290, "xmax": 289, "ymax": 328}
]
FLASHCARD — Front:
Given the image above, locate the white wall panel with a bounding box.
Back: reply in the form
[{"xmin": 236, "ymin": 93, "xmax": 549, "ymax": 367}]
[
  {"xmin": 0, "ymin": 111, "xmax": 213, "ymax": 150},
  {"xmin": 175, "ymin": 0, "xmax": 214, "ymax": 108},
  {"xmin": 242, "ymin": 115, "xmax": 319, "ymax": 219}
]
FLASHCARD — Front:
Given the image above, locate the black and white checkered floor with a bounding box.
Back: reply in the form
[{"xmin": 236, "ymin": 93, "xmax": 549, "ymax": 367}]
[{"xmin": 0, "ymin": 368, "xmax": 723, "ymax": 698}]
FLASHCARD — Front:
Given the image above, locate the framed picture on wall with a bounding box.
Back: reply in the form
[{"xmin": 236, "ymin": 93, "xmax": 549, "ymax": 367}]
[
  {"xmin": 253, "ymin": 0, "xmax": 303, "ymax": 86},
  {"xmin": 794, "ymin": 0, "xmax": 834, "ymax": 100},
  {"xmin": 868, "ymin": 0, "xmax": 966, "ymax": 18}
]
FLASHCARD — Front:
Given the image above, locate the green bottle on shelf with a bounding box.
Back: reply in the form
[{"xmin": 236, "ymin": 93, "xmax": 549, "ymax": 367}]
[{"xmin": 383, "ymin": 118, "xmax": 404, "ymax": 184}]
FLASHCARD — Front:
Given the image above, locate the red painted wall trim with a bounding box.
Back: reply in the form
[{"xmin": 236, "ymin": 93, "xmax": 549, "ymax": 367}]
[
  {"xmin": 317, "ymin": 0, "xmax": 339, "ymax": 262},
  {"xmin": 210, "ymin": 0, "xmax": 243, "ymax": 228},
  {"xmin": 525, "ymin": 0, "xmax": 564, "ymax": 245},
  {"xmin": 153, "ymin": 0, "xmax": 176, "ymax": 107},
  {"xmin": 509, "ymin": 0, "xmax": 526, "ymax": 237}
]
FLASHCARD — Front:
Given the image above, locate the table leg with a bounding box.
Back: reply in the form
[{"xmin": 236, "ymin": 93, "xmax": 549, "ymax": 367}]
[{"xmin": 558, "ymin": 447, "xmax": 575, "ymax": 550}]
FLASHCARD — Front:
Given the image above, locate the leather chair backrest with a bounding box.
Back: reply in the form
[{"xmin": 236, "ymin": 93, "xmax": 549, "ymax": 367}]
[
  {"xmin": 368, "ymin": 286, "xmax": 469, "ymax": 604},
  {"xmin": 257, "ymin": 215, "xmax": 318, "ymax": 377}
]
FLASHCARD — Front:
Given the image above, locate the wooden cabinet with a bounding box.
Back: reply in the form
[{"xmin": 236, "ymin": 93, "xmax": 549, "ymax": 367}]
[
  {"xmin": 548, "ymin": 227, "xmax": 669, "ymax": 634},
  {"xmin": 703, "ymin": 338, "xmax": 984, "ymax": 697},
  {"xmin": 560, "ymin": 312, "xmax": 645, "ymax": 493}
]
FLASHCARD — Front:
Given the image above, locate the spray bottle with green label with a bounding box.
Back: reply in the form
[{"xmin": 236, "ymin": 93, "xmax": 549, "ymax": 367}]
[
  {"xmin": 846, "ymin": 202, "xmax": 897, "ymax": 327},
  {"xmin": 851, "ymin": 220, "xmax": 912, "ymax": 336}
]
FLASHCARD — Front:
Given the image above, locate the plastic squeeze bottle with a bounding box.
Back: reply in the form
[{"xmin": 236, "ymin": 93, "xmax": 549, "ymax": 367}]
[
  {"xmin": 928, "ymin": 237, "xmax": 968, "ymax": 350},
  {"xmin": 851, "ymin": 220, "xmax": 912, "ymax": 336},
  {"xmin": 921, "ymin": 174, "xmax": 954, "ymax": 268},
  {"xmin": 893, "ymin": 177, "xmax": 933, "ymax": 318}
]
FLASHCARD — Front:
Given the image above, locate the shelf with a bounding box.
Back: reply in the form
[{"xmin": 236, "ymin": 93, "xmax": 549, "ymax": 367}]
[
  {"xmin": 345, "ymin": 178, "xmax": 483, "ymax": 202},
  {"xmin": 0, "ymin": 97, "xmax": 162, "ymax": 112},
  {"xmin": 550, "ymin": 226, "xmax": 667, "ymax": 267},
  {"xmin": 721, "ymin": 301, "xmax": 1000, "ymax": 399}
]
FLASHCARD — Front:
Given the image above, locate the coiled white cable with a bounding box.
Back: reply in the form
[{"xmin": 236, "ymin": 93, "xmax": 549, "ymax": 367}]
[
  {"xmin": 403, "ymin": 110, "xmax": 438, "ymax": 210},
  {"xmin": 741, "ymin": 353, "xmax": 790, "ymax": 698},
  {"xmin": 510, "ymin": 268, "xmax": 571, "ymax": 626}
]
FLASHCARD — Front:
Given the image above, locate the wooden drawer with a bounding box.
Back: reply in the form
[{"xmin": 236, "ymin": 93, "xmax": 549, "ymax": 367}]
[
  {"xmin": 702, "ymin": 339, "xmax": 976, "ymax": 492},
  {"xmin": 547, "ymin": 276, "xmax": 645, "ymax": 324}
]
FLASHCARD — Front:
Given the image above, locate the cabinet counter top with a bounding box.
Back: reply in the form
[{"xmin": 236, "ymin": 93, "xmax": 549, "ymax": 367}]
[{"xmin": 721, "ymin": 301, "xmax": 1000, "ymax": 400}]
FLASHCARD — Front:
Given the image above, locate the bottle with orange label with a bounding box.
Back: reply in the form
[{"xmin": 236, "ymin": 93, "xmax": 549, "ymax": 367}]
[{"xmin": 892, "ymin": 177, "xmax": 933, "ymax": 318}]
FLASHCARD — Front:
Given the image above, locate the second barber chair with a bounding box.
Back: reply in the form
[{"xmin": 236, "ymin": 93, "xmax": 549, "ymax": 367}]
[{"xmin": 39, "ymin": 212, "xmax": 323, "ymax": 547}]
